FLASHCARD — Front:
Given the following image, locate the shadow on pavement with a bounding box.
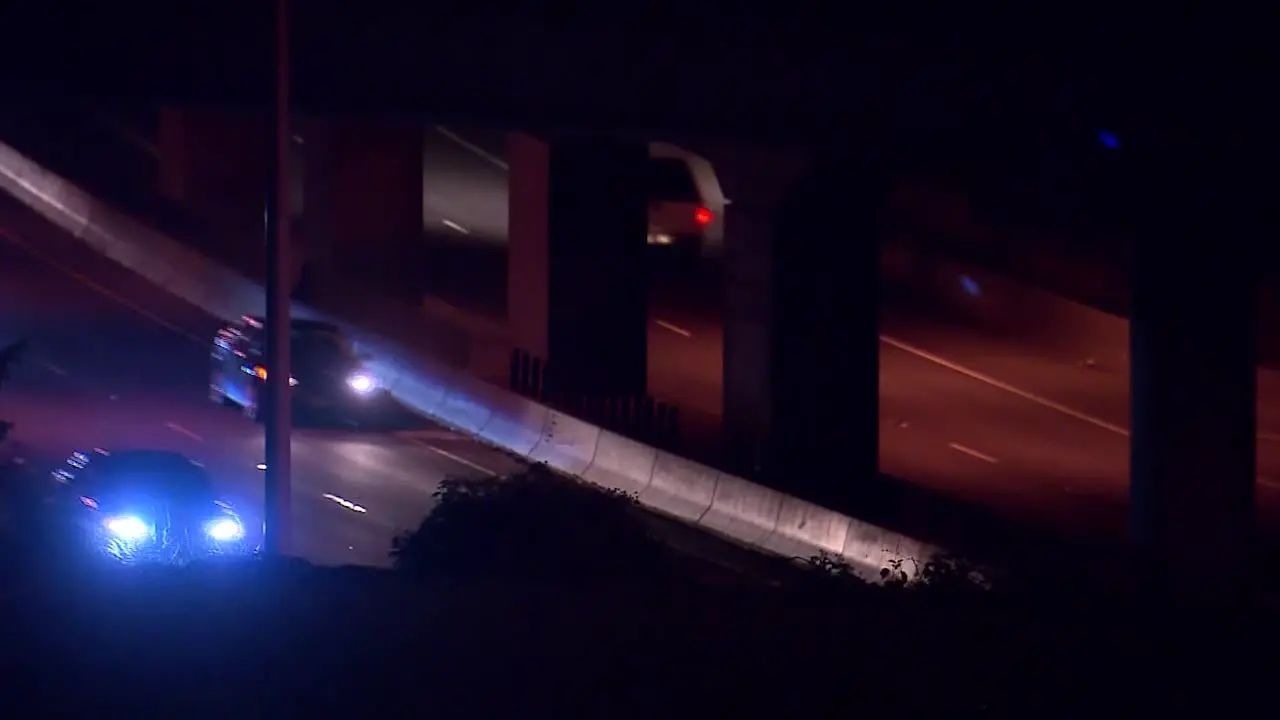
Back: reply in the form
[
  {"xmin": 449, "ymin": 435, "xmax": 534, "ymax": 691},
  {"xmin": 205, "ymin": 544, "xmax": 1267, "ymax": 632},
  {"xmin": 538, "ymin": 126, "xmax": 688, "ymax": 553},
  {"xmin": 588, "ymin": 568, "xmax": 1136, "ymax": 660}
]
[
  {"xmin": 290, "ymin": 394, "xmax": 436, "ymax": 434},
  {"xmin": 848, "ymin": 470, "xmax": 1136, "ymax": 586}
]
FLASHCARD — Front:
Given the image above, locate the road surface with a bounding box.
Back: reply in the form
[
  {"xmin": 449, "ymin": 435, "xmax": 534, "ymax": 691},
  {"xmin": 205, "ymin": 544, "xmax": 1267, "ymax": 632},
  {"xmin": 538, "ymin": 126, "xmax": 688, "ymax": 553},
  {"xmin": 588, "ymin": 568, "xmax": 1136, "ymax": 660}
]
[
  {"xmin": 648, "ymin": 267, "xmax": 1280, "ymax": 542},
  {"xmin": 414, "ymin": 125, "xmax": 1280, "ymax": 546},
  {"xmin": 0, "ymin": 204, "xmax": 527, "ymax": 567},
  {"xmin": 21, "ymin": 118, "xmax": 1280, "ymax": 553},
  {"xmin": 0, "ymin": 194, "xmax": 794, "ymax": 580}
]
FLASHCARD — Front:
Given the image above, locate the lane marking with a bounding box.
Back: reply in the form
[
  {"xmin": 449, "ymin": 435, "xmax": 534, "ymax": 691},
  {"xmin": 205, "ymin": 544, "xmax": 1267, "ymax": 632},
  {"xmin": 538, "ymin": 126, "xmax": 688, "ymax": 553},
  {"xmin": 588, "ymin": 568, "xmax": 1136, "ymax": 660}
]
[
  {"xmin": 656, "ymin": 319, "xmax": 692, "ymax": 338},
  {"xmin": 404, "ymin": 435, "xmax": 497, "ymax": 475},
  {"xmin": 947, "ymin": 442, "xmax": 999, "ymax": 464},
  {"xmin": 0, "ymin": 228, "xmax": 204, "ymax": 345},
  {"xmin": 322, "ymin": 493, "xmax": 368, "ymax": 514},
  {"xmin": 434, "ymin": 125, "xmax": 509, "ymax": 171},
  {"xmin": 880, "ymin": 334, "xmax": 1131, "ymax": 437},
  {"xmin": 44, "ymin": 363, "xmax": 66, "ymax": 376},
  {"xmin": 164, "ymin": 421, "xmax": 203, "ymax": 442},
  {"xmin": 885, "ymin": 333, "xmax": 1280, "ymax": 444},
  {"xmin": 441, "ymin": 218, "xmax": 470, "ymax": 235}
]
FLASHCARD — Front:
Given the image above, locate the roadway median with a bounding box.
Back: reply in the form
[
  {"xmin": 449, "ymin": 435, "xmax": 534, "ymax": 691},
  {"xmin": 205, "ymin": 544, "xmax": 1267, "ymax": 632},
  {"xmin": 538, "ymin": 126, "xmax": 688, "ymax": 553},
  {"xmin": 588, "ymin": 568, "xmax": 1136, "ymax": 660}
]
[{"xmin": 0, "ymin": 139, "xmax": 942, "ymax": 581}]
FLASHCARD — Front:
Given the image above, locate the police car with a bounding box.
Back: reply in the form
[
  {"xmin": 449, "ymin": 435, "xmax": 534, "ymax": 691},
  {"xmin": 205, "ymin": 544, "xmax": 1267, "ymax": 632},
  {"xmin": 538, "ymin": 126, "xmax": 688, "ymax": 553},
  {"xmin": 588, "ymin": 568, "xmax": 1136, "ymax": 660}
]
[{"xmin": 48, "ymin": 448, "xmax": 253, "ymax": 565}]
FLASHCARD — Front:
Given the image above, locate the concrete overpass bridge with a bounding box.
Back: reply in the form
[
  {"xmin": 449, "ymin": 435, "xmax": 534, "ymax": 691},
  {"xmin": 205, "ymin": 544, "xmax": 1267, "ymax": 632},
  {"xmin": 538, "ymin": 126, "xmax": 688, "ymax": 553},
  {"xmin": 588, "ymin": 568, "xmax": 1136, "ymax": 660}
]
[{"xmin": 3, "ymin": 3, "xmax": 1263, "ymax": 584}]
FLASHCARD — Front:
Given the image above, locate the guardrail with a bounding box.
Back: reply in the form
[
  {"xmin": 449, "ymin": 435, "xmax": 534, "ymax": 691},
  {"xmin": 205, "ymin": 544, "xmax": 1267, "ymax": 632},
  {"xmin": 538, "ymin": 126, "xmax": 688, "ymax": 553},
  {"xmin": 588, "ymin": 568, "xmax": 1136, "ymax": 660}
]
[{"xmin": 0, "ymin": 139, "xmax": 941, "ymax": 581}]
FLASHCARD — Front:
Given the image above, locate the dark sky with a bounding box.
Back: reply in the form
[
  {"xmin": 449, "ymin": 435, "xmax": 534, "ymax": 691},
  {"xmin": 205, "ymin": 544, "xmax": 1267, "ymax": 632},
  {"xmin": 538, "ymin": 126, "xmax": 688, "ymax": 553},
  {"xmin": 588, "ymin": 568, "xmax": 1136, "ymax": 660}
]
[
  {"xmin": 5, "ymin": 4, "xmax": 1102, "ymax": 106},
  {"xmin": 2, "ymin": 3, "xmax": 1248, "ymax": 157}
]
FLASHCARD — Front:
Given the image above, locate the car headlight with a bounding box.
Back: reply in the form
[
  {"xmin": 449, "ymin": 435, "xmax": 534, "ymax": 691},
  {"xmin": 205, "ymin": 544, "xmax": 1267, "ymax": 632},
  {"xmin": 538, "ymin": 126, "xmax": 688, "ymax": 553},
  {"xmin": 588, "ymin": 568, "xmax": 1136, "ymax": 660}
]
[
  {"xmin": 105, "ymin": 515, "xmax": 151, "ymax": 541},
  {"xmin": 346, "ymin": 372, "xmax": 376, "ymax": 394},
  {"xmin": 206, "ymin": 517, "xmax": 244, "ymax": 542}
]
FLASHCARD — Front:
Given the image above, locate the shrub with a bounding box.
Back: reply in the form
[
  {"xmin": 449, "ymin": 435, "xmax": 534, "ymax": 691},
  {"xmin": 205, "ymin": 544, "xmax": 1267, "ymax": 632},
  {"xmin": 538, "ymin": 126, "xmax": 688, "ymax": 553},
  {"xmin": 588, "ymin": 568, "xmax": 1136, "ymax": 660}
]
[
  {"xmin": 798, "ymin": 550, "xmax": 991, "ymax": 598},
  {"xmin": 390, "ymin": 464, "xmax": 675, "ymax": 586}
]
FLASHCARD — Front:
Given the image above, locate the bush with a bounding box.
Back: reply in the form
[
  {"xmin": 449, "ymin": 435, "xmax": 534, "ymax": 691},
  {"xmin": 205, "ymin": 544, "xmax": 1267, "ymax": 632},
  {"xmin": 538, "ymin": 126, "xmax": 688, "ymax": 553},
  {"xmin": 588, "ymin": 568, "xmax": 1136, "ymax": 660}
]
[
  {"xmin": 390, "ymin": 459, "xmax": 995, "ymax": 597},
  {"xmin": 390, "ymin": 464, "xmax": 676, "ymax": 586}
]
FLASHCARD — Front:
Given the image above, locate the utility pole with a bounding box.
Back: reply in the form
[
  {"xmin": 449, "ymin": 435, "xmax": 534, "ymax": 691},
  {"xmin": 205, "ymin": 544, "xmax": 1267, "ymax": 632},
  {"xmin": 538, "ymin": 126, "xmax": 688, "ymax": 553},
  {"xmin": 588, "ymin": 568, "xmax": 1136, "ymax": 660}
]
[{"xmin": 263, "ymin": 0, "xmax": 293, "ymax": 555}]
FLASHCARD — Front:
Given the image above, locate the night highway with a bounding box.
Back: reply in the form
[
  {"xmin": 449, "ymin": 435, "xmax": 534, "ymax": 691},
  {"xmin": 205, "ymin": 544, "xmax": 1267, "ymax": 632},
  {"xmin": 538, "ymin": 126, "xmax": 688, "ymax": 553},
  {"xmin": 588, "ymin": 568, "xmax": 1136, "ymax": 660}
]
[
  {"xmin": 0, "ymin": 192, "xmax": 527, "ymax": 567},
  {"xmin": 13, "ymin": 114, "xmax": 1280, "ymax": 554},
  {"xmin": 0, "ymin": 192, "xmax": 787, "ymax": 577},
  {"xmin": 646, "ymin": 267, "xmax": 1280, "ymax": 544},
  {"xmin": 415, "ymin": 125, "xmax": 1280, "ymax": 546}
]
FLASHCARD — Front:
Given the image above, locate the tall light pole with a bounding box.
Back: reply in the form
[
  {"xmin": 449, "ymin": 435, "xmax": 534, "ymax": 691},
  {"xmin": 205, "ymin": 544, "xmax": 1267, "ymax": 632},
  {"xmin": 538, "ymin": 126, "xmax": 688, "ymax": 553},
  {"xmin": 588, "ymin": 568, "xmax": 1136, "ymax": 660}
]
[{"xmin": 263, "ymin": 0, "xmax": 293, "ymax": 555}]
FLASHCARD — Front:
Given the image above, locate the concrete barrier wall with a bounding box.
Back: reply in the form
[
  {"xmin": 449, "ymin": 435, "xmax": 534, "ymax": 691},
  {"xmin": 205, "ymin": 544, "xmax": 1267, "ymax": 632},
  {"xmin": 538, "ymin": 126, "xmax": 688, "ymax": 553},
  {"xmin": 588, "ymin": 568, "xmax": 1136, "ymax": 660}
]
[
  {"xmin": 582, "ymin": 432, "xmax": 658, "ymax": 497},
  {"xmin": 0, "ymin": 139, "xmax": 941, "ymax": 582}
]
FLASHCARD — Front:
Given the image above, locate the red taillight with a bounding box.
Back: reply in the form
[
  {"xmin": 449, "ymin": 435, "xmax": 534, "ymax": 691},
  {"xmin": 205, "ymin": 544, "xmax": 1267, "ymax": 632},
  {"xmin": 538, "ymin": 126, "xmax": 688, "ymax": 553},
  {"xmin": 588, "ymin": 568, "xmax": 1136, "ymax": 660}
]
[{"xmin": 694, "ymin": 207, "xmax": 713, "ymax": 225}]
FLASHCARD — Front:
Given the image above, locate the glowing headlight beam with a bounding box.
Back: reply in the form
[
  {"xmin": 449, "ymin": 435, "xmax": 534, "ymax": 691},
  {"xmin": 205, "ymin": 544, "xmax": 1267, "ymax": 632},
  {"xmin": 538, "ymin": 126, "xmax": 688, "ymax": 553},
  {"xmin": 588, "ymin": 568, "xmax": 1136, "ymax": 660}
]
[
  {"xmin": 346, "ymin": 373, "xmax": 375, "ymax": 394},
  {"xmin": 206, "ymin": 517, "xmax": 244, "ymax": 541},
  {"xmin": 322, "ymin": 493, "xmax": 367, "ymax": 514},
  {"xmin": 105, "ymin": 515, "xmax": 151, "ymax": 541}
]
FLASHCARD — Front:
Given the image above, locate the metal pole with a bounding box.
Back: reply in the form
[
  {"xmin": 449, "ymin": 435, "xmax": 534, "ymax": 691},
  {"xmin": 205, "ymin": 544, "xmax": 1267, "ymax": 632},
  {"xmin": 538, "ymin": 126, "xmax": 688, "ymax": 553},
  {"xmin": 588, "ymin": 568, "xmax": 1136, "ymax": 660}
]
[{"xmin": 263, "ymin": 0, "xmax": 292, "ymax": 556}]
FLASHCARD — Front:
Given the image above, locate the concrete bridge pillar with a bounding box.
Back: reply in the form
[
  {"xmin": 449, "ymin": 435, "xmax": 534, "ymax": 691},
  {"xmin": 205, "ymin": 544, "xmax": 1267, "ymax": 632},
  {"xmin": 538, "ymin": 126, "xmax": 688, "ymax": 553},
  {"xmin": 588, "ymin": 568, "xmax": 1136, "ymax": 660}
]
[{"xmin": 506, "ymin": 132, "xmax": 649, "ymax": 396}]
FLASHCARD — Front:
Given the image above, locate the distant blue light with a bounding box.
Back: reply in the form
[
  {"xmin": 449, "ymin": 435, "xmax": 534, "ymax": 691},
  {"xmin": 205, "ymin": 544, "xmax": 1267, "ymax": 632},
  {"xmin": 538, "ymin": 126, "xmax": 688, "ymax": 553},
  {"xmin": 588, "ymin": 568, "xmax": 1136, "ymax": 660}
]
[
  {"xmin": 1098, "ymin": 131, "xmax": 1121, "ymax": 150},
  {"xmin": 960, "ymin": 275, "xmax": 981, "ymax": 297}
]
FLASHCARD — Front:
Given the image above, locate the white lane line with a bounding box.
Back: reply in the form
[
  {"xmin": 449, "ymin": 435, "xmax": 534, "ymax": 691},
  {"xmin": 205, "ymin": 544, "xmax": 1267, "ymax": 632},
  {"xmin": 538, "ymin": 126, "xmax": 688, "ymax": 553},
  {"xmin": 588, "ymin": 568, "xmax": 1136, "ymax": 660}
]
[
  {"xmin": 44, "ymin": 363, "xmax": 67, "ymax": 376},
  {"xmin": 165, "ymin": 421, "xmax": 203, "ymax": 442},
  {"xmin": 403, "ymin": 435, "xmax": 497, "ymax": 475},
  {"xmin": 656, "ymin": 319, "xmax": 693, "ymax": 338},
  {"xmin": 947, "ymin": 442, "xmax": 999, "ymax": 464},
  {"xmin": 441, "ymin": 218, "xmax": 470, "ymax": 234},
  {"xmin": 880, "ymin": 334, "xmax": 1131, "ymax": 437},
  {"xmin": 884, "ymin": 333, "xmax": 1280, "ymax": 443},
  {"xmin": 322, "ymin": 493, "xmax": 368, "ymax": 514},
  {"xmin": 434, "ymin": 125, "xmax": 509, "ymax": 171}
]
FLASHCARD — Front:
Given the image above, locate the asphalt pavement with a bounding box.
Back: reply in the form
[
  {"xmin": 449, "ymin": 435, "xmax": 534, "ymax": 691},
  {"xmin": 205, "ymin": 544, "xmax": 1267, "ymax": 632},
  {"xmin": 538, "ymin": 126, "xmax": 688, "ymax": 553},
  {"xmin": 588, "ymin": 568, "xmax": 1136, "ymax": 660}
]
[
  {"xmin": 418, "ymin": 125, "xmax": 1280, "ymax": 545},
  {"xmin": 0, "ymin": 193, "xmax": 793, "ymax": 580},
  {"xmin": 22, "ymin": 117, "xmax": 1280, "ymax": 556},
  {"xmin": 0, "ymin": 201, "xmax": 527, "ymax": 568},
  {"xmin": 651, "ymin": 273, "xmax": 1280, "ymax": 543}
]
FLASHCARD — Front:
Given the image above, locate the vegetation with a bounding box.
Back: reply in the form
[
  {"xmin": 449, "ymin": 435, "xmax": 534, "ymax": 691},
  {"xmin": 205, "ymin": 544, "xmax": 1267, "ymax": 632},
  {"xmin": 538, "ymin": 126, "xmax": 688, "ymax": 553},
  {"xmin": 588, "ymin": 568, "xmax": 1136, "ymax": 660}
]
[{"xmin": 390, "ymin": 467, "xmax": 676, "ymax": 587}]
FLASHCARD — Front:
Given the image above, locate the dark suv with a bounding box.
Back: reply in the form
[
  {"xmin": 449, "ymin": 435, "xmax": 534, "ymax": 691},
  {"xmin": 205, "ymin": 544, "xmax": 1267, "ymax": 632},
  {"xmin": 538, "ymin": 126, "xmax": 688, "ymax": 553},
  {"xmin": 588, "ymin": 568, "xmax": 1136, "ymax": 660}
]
[{"xmin": 209, "ymin": 315, "xmax": 379, "ymax": 421}]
